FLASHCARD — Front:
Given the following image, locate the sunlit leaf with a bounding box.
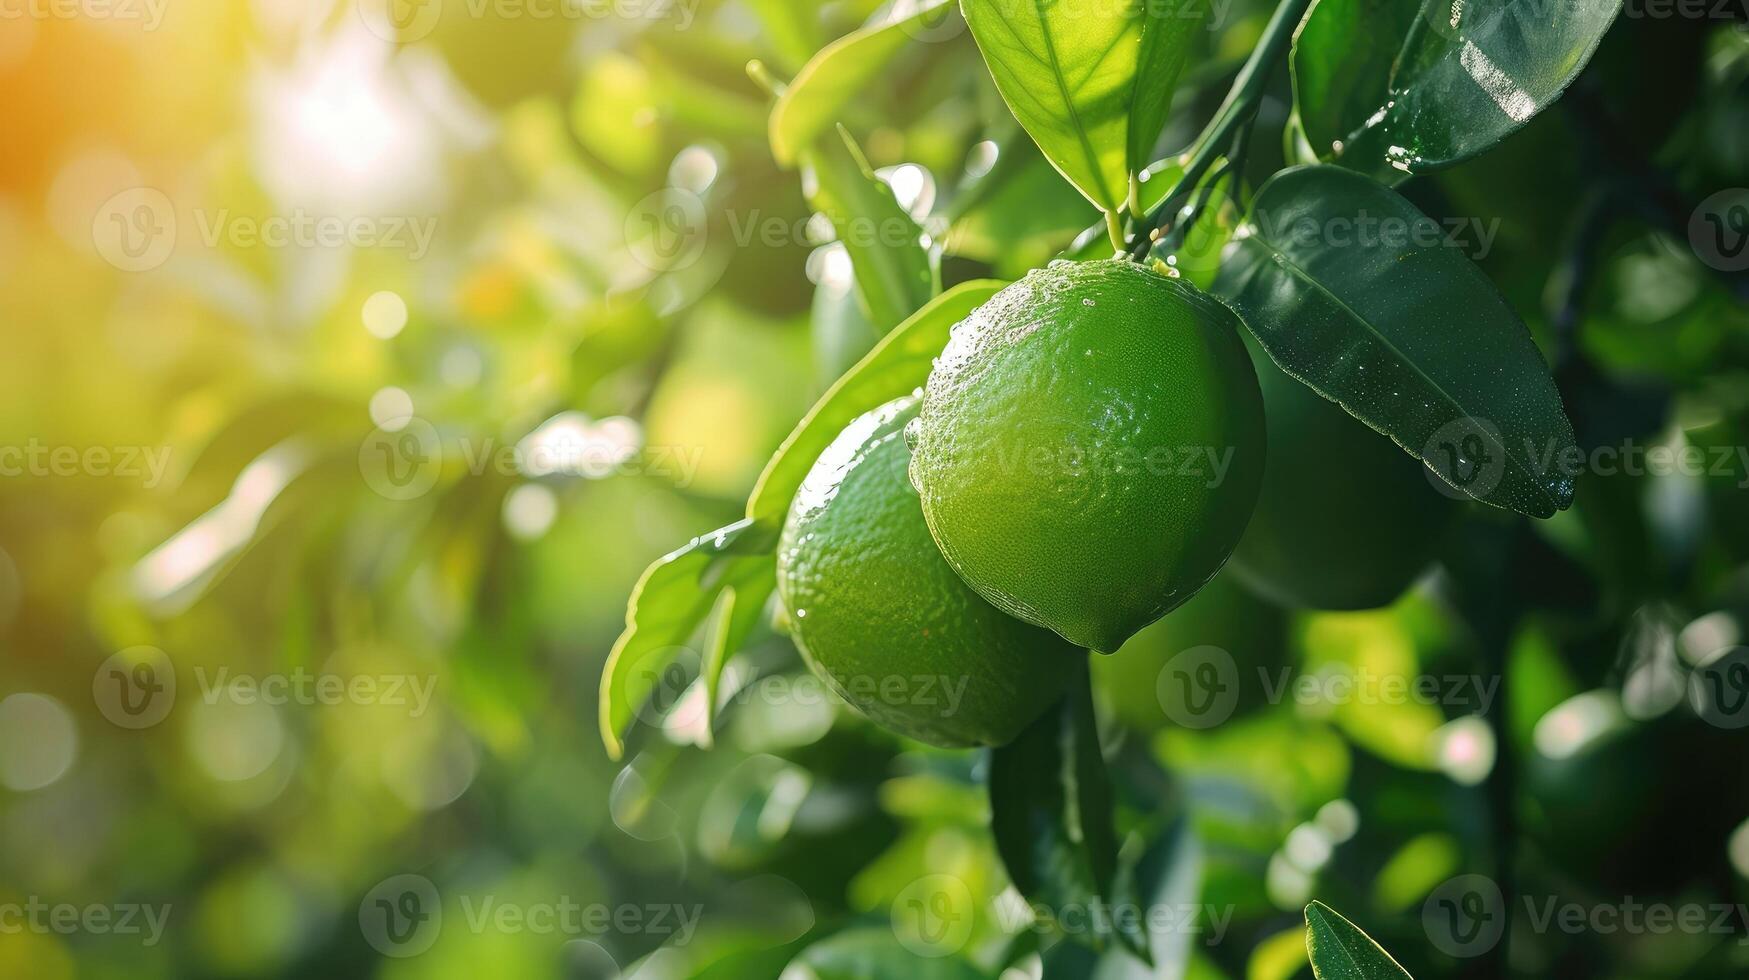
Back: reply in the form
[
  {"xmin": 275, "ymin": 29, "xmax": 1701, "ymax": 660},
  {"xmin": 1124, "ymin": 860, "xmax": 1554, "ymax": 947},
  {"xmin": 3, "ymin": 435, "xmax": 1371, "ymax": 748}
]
[
  {"xmin": 598, "ymin": 519, "xmax": 777, "ymax": 760},
  {"xmin": 746, "ymin": 280, "xmax": 1004, "ymax": 526},
  {"xmin": 963, "ymin": 0, "xmax": 1205, "ymax": 214},
  {"xmin": 802, "ymin": 126, "xmax": 939, "ymax": 331},
  {"xmin": 1304, "ymin": 901, "xmax": 1413, "ymax": 980},
  {"xmin": 1293, "ymin": 0, "xmax": 1621, "ymax": 179},
  {"xmin": 699, "ymin": 554, "xmax": 777, "ymax": 745},
  {"xmin": 1213, "ymin": 165, "xmax": 1577, "ymax": 518},
  {"xmin": 770, "ymin": 0, "xmax": 958, "ymax": 166}
]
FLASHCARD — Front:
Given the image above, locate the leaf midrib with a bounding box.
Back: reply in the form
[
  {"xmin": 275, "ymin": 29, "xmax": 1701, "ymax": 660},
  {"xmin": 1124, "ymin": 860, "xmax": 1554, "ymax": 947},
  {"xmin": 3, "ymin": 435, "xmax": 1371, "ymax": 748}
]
[
  {"xmin": 1026, "ymin": 0, "xmax": 1120, "ymax": 209},
  {"xmin": 1243, "ymin": 218, "xmax": 1555, "ymax": 512}
]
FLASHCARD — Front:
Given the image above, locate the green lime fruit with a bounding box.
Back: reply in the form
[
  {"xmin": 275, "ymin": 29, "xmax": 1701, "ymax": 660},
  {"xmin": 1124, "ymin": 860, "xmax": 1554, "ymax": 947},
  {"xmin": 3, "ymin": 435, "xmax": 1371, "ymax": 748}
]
[
  {"xmin": 909, "ymin": 260, "xmax": 1266, "ymax": 653},
  {"xmin": 1230, "ymin": 340, "xmax": 1456, "ymax": 610},
  {"xmin": 776, "ymin": 396, "xmax": 1080, "ymax": 748},
  {"xmin": 1091, "ymin": 573, "xmax": 1285, "ymax": 733}
]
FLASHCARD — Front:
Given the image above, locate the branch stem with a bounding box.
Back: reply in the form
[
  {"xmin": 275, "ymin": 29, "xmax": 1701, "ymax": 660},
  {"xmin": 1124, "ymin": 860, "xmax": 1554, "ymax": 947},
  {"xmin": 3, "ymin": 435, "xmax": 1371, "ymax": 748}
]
[{"xmin": 1125, "ymin": 0, "xmax": 1313, "ymax": 259}]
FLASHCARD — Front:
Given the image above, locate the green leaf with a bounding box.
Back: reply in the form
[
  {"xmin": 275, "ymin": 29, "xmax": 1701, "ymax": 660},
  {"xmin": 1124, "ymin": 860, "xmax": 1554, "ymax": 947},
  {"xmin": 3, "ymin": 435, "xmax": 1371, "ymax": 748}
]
[
  {"xmin": 699, "ymin": 553, "xmax": 777, "ymax": 746},
  {"xmin": 988, "ymin": 659, "xmax": 1147, "ymax": 960},
  {"xmin": 1126, "ymin": 0, "xmax": 1204, "ymax": 209},
  {"xmin": 802, "ymin": 126, "xmax": 939, "ymax": 331},
  {"xmin": 1304, "ymin": 901, "xmax": 1414, "ymax": 980},
  {"xmin": 770, "ymin": 0, "xmax": 958, "ymax": 166},
  {"xmin": 962, "ymin": 0, "xmax": 1204, "ymax": 215},
  {"xmin": 1293, "ymin": 0, "xmax": 1620, "ymax": 179},
  {"xmin": 1213, "ymin": 165, "xmax": 1577, "ymax": 518},
  {"xmin": 785, "ymin": 929, "xmax": 989, "ymax": 980},
  {"xmin": 746, "ymin": 279, "xmax": 1004, "ymax": 525},
  {"xmin": 1039, "ymin": 818, "xmax": 1203, "ymax": 977},
  {"xmin": 1289, "ymin": 0, "xmax": 1420, "ymax": 162},
  {"xmin": 598, "ymin": 519, "xmax": 777, "ymax": 760}
]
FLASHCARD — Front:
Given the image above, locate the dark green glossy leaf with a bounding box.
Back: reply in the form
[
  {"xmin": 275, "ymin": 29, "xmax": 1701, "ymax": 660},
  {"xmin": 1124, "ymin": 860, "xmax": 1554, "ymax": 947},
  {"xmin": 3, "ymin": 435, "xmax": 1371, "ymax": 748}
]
[
  {"xmin": 963, "ymin": 0, "xmax": 1205, "ymax": 214},
  {"xmin": 1293, "ymin": 0, "xmax": 1620, "ymax": 179},
  {"xmin": 746, "ymin": 280, "xmax": 1004, "ymax": 525},
  {"xmin": 989, "ymin": 661, "xmax": 1146, "ymax": 960},
  {"xmin": 1304, "ymin": 902, "xmax": 1413, "ymax": 980},
  {"xmin": 770, "ymin": 1, "xmax": 957, "ymax": 165},
  {"xmin": 1039, "ymin": 818, "xmax": 1203, "ymax": 977},
  {"xmin": 1289, "ymin": 0, "xmax": 1420, "ymax": 161},
  {"xmin": 785, "ymin": 928, "xmax": 989, "ymax": 980},
  {"xmin": 1213, "ymin": 165, "xmax": 1577, "ymax": 518},
  {"xmin": 803, "ymin": 126, "xmax": 939, "ymax": 331},
  {"xmin": 598, "ymin": 520, "xmax": 777, "ymax": 759}
]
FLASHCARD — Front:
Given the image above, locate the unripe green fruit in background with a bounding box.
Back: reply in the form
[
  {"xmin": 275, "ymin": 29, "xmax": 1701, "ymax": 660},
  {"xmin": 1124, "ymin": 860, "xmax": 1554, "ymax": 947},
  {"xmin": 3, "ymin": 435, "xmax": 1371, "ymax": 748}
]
[
  {"xmin": 1229, "ymin": 339, "xmax": 1457, "ymax": 610},
  {"xmin": 776, "ymin": 397, "xmax": 1080, "ymax": 748},
  {"xmin": 1091, "ymin": 574, "xmax": 1286, "ymax": 733},
  {"xmin": 909, "ymin": 260, "xmax": 1266, "ymax": 653}
]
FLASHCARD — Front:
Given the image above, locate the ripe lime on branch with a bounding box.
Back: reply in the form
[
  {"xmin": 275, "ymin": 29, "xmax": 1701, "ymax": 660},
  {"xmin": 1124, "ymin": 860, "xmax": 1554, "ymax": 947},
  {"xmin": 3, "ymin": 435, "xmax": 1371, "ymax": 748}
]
[
  {"xmin": 908, "ymin": 260, "xmax": 1266, "ymax": 653},
  {"xmin": 776, "ymin": 396, "xmax": 1081, "ymax": 748}
]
